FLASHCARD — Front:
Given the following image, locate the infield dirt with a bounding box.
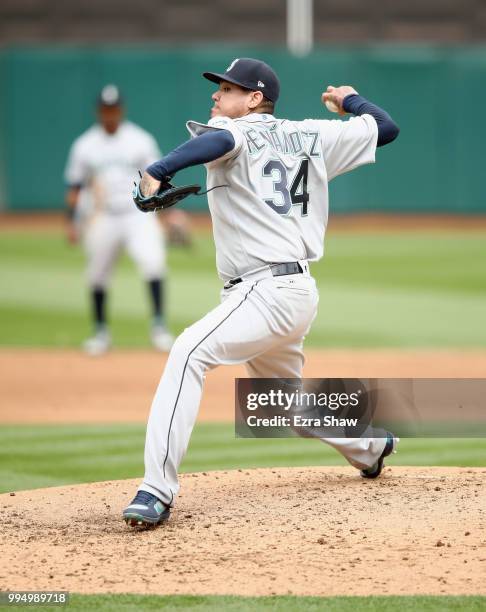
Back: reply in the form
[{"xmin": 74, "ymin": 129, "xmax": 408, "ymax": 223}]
[
  {"xmin": 1, "ymin": 348, "xmax": 486, "ymax": 597},
  {"xmin": 1, "ymin": 348, "xmax": 486, "ymax": 423},
  {"xmin": 1, "ymin": 467, "xmax": 485, "ymax": 596}
]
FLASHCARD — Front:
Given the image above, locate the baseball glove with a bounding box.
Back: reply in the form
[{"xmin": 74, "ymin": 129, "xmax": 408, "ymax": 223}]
[{"xmin": 133, "ymin": 178, "xmax": 201, "ymax": 213}]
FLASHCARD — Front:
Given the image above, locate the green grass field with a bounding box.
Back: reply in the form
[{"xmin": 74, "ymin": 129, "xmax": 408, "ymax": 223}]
[
  {"xmin": 1, "ymin": 230, "xmax": 485, "ymax": 347},
  {"xmin": 1, "ymin": 423, "xmax": 485, "ymax": 494},
  {"xmin": 1, "ymin": 227, "xmax": 485, "ymax": 611},
  {"xmin": 0, "ymin": 594, "xmax": 483, "ymax": 612}
]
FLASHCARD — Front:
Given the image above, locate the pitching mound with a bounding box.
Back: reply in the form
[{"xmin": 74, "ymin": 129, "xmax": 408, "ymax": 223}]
[{"xmin": 1, "ymin": 467, "xmax": 485, "ymax": 597}]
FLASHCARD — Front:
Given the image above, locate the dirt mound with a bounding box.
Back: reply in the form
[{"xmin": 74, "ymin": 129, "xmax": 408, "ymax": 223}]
[{"xmin": 1, "ymin": 467, "xmax": 485, "ymax": 596}]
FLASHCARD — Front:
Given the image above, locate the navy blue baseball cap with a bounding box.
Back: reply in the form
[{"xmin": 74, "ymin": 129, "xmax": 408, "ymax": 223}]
[{"xmin": 203, "ymin": 58, "xmax": 280, "ymax": 103}]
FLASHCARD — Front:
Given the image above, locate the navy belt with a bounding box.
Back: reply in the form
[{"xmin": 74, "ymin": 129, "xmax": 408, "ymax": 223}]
[{"xmin": 225, "ymin": 261, "xmax": 304, "ymax": 288}]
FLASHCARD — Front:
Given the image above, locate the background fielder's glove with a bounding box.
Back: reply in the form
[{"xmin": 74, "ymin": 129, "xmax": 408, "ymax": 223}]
[{"xmin": 132, "ymin": 177, "xmax": 201, "ymax": 213}]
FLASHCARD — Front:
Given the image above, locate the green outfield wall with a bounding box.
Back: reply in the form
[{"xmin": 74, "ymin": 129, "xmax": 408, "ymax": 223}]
[{"xmin": 0, "ymin": 45, "xmax": 485, "ymax": 213}]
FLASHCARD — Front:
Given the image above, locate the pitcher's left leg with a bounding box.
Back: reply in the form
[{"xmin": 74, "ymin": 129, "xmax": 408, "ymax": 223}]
[
  {"xmin": 124, "ymin": 277, "xmax": 318, "ymax": 526},
  {"xmin": 141, "ymin": 280, "xmax": 304, "ymax": 506}
]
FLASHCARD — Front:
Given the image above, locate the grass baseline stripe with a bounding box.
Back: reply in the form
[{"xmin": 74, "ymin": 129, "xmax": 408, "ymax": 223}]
[
  {"xmin": 0, "ymin": 423, "xmax": 485, "ymax": 494},
  {"xmin": 1, "ymin": 231, "xmax": 486, "ymax": 348}
]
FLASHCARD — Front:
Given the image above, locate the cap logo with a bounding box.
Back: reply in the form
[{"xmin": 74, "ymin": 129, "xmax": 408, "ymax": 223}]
[
  {"xmin": 257, "ymin": 80, "xmax": 265, "ymax": 87},
  {"xmin": 226, "ymin": 59, "xmax": 239, "ymax": 72}
]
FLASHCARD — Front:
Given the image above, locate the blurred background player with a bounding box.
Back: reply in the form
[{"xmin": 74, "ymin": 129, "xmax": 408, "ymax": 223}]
[{"xmin": 64, "ymin": 84, "xmax": 174, "ymax": 355}]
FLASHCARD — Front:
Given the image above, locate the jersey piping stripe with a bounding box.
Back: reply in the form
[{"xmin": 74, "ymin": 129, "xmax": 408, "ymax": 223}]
[{"xmin": 162, "ymin": 281, "xmax": 260, "ymax": 489}]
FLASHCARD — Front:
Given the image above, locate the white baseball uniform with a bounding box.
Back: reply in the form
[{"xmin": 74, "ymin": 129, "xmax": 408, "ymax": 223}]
[
  {"xmin": 65, "ymin": 121, "xmax": 165, "ymax": 288},
  {"xmin": 140, "ymin": 112, "xmax": 385, "ymax": 506}
]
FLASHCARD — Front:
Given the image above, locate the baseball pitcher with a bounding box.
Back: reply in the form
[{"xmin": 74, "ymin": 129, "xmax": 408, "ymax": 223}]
[{"xmin": 123, "ymin": 58, "xmax": 400, "ymax": 526}]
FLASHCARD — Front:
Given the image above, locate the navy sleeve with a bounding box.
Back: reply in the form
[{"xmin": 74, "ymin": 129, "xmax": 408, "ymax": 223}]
[
  {"xmin": 343, "ymin": 94, "xmax": 400, "ymax": 147},
  {"xmin": 146, "ymin": 129, "xmax": 235, "ymax": 180}
]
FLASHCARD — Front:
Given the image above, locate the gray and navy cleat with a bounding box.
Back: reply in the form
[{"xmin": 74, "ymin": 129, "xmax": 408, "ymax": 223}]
[
  {"xmin": 123, "ymin": 490, "xmax": 170, "ymax": 527},
  {"xmin": 360, "ymin": 432, "xmax": 399, "ymax": 479}
]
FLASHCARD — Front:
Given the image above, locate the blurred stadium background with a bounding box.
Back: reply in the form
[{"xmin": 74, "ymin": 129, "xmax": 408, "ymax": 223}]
[
  {"xmin": 1, "ymin": 0, "xmax": 486, "ymax": 214},
  {"xmin": 0, "ymin": 3, "xmax": 486, "ymax": 604}
]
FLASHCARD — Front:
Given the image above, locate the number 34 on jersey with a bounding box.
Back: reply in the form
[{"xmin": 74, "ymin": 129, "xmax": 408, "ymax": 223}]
[{"xmin": 262, "ymin": 159, "xmax": 309, "ymax": 217}]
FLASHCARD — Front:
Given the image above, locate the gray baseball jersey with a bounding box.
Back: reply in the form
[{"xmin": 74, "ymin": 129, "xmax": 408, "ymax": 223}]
[
  {"xmin": 65, "ymin": 120, "xmax": 160, "ymax": 215},
  {"xmin": 64, "ymin": 120, "xmax": 165, "ymax": 288},
  {"xmin": 187, "ymin": 113, "xmax": 378, "ymax": 281}
]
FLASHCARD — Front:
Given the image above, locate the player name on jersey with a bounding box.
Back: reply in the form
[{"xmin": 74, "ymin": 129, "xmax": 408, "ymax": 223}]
[{"xmin": 241, "ymin": 123, "xmax": 321, "ymax": 158}]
